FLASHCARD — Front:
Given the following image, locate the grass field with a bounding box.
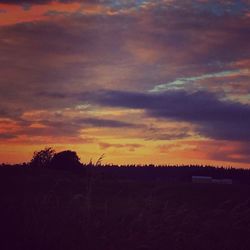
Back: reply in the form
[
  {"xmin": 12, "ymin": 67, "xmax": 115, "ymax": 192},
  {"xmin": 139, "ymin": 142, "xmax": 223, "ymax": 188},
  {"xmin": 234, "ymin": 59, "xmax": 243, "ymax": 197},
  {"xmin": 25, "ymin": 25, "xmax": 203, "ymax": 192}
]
[{"xmin": 0, "ymin": 167, "xmax": 250, "ymax": 250}]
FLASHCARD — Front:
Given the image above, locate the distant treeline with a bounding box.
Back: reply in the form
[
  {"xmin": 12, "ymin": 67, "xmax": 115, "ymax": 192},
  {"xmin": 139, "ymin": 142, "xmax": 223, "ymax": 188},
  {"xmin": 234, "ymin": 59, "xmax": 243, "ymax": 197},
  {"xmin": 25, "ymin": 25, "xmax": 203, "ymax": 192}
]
[
  {"xmin": 1, "ymin": 162, "xmax": 250, "ymax": 184},
  {"xmin": 1, "ymin": 147, "xmax": 250, "ymax": 183}
]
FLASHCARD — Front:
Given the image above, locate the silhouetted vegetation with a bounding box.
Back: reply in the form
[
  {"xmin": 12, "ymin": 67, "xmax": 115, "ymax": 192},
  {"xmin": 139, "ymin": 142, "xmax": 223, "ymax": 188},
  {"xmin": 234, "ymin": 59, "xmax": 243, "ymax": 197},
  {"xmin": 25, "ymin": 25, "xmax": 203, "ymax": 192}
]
[
  {"xmin": 30, "ymin": 147, "xmax": 55, "ymax": 168},
  {"xmin": 1, "ymin": 149, "xmax": 250, "ymax": 250},
  {"xmin": 29, "ymin": 147, "xmax": 83, "ymax": 171},
  {"xmin": 50, "ymin": 150, "xmax": 82, "ymax": 170}
]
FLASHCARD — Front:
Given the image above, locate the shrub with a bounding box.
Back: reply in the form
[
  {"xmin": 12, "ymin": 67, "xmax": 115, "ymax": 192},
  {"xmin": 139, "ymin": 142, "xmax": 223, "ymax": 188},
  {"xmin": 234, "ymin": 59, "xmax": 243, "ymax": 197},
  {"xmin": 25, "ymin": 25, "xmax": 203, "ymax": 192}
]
[
  {"xmin": 30, "ymin": 147, "xmax": 55, "ymax": 168},
  {"xmin": 50, "ymin": 150, "xmax": 82, "ymax": 170}
]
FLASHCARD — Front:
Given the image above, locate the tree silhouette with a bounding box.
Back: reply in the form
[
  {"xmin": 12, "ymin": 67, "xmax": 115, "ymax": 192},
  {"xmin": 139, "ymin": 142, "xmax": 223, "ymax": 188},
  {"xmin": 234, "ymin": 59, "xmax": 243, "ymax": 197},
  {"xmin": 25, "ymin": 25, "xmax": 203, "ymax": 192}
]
[
  {"xmin": 50, "ymin": 150, "xmax": 82, "ymax": 170},
  {"xmin": 30, "ymin": 147, "xmax": 55, "ymax": 168}
]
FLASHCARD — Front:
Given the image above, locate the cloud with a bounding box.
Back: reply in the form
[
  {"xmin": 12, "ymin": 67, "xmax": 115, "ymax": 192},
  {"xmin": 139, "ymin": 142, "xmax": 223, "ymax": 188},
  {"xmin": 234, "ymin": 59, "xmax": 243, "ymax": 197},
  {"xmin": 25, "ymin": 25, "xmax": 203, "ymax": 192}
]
[
  {"xmin": 99, "ymin": 142, "xmax": 142, "ymax": 151},
  {"xmin": 0, "ymin": 133, "xmax": 17, "ymax": 139},
  {"xmin": 90, "ymin": 89, "xmax": 250, "ymax": 141},
  {"xmin": 207, "ymin": 141, "xmax": 250, "ymax": 164},
  {"xmin": 150, "ymin": 69, "xmax": 246, "ymax": 92},
  {"xmin": 0, "ymin": 113, "xmax": 137, "ymax": 143},
  {"xmin": 158, "ymin": 140, "xmax": 250, "ymax": 164},
  {"xmin": 77, "ymin": 118, "xmax": 136, "ymax": 128},
  {"xmin": 44, "ymin": 10, "xmax": 70, "ymax": 16},
  {"xmin": 1, "ymin": 0, "xmax": 249, "ymax": 14},
  {"xmin": 0, "ymin": 1, "xmax": 249, "ymax": 119},
  {"xmin": 145, "ymin": 131, "xmax": 191, "ymax": 141}
]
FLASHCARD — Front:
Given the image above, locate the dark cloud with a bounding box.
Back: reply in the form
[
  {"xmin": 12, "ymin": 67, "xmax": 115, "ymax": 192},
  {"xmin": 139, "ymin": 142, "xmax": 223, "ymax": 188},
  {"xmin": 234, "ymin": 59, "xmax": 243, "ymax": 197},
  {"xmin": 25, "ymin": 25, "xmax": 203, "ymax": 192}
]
[
  {"xmin": 0, "ymin": 107, "xmax": 22, "ymax": 119},
  {"xmin": 34, "ymin": 120, "xmax": 81, "ymax": 137},
  {"xmin": 0, "ymin": 15, "xmax": 134, "ymax": 116},
  {"xmin": 0, "ymin": 109, "xmax": 10, "ymax": 117},
  {"xmin": 145, "ymin": 132, "xmax": 191, "ymax": 141},
  {"xmin": 99, "ymin": 142, "xmax": 142, "ymax": 151},
  {"xmin": 39, "ymin": 117, "xmax": 133, "ymax": 137},
  {"xmin": 0, "ymin": 119, "xmax": 82, "ymax": 140},
  {"xmin": 44, "ymin": 10, "xmax": 71, "ymax": 17},
  {"xmin": 0, "ymin": 133, "xmax": 17, "ymax": 139},
  {"xmin": 207, "ymin": 141, "xmax": 250, "ymax": 164},
  {"xmin": 0, "ymin": 115, "xmax": 136, "ymax": 141},
  {"xmin": 77, "ymin": 118, "xmax": 135, "ymax": 128},
  {"xmin": 90, "ymin": 89, "xmax": 250, "ymax": 141},
  {"xmin": 145, "ymin": 6, "xmax": 250, "ymax": 65}
]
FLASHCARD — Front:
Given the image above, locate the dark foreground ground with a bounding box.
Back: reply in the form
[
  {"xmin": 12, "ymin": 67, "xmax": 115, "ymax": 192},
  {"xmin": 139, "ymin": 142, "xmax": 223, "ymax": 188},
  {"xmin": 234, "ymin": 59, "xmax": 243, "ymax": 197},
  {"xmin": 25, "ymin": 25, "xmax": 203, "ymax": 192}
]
[{"xmin": 0, "ymin": 167, "xmax": 250, "ymax": 250}]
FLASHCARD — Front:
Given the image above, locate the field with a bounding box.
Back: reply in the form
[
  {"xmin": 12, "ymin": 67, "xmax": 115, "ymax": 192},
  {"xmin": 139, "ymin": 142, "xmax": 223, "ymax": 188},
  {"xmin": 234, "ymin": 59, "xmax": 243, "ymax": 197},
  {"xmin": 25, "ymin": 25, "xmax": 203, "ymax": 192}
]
[{"xmin": 0, "ymin": 166, "xmax": 250, "ymax": 250}]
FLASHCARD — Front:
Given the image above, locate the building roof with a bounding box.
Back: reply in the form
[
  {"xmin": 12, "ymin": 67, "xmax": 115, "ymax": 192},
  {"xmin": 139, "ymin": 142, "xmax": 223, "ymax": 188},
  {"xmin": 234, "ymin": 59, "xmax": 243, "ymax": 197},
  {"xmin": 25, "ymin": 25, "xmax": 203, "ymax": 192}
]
[{"xmin": 192, "ymin": 176, "xmax": 212, "ymax": 179}]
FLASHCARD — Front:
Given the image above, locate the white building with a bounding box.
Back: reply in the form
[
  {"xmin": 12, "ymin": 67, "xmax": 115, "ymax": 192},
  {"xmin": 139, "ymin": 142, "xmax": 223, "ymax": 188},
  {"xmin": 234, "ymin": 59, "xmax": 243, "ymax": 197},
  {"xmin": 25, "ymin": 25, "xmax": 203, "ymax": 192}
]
[
  {"xmin": 192, "ymin": 176, "xmax": 233, "ymax": 184},
  {"xmin": 212, "ymin": 179, "xmax": 233, "ymax": 184},
  {"xmin": 192, "ymin": 176, "xmax": 212, "ymax": 184}
]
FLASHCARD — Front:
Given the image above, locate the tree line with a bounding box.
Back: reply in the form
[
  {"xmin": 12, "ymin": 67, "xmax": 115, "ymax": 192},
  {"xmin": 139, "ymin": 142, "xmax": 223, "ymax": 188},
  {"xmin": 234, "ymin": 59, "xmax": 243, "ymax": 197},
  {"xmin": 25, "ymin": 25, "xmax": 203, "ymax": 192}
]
[{"xmin": 1, "ymin": 147, "xmax": 250, "ymax": 184}]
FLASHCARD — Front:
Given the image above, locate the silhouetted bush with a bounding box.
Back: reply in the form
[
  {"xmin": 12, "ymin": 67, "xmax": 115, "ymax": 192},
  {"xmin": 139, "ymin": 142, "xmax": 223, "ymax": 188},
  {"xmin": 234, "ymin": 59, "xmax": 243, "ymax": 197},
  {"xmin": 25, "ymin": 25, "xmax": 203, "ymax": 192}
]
[
  {"xmin": 30, "ymin": 147, "xmax": 55, "ymax": 168},
  {"xmin": 50, "ymin": 150, "xmax": 82, "ymax": 170}
]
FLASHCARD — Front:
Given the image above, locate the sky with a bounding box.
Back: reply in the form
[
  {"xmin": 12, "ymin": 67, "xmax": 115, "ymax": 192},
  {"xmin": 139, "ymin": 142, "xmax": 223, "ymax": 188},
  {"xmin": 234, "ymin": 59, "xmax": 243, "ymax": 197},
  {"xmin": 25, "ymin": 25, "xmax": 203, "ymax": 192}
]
[{"xmin": 0, "ymin": 0, "xmax": 250, "ymax": 167}]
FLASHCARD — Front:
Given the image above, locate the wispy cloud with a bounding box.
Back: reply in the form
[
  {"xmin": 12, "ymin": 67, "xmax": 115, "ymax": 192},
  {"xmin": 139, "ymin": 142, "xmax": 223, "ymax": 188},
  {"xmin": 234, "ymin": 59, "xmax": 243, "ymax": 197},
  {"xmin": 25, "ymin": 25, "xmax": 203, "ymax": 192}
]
[{"xmin": 150, "ymin": 69, "xmax": 248, "ymax": 92}]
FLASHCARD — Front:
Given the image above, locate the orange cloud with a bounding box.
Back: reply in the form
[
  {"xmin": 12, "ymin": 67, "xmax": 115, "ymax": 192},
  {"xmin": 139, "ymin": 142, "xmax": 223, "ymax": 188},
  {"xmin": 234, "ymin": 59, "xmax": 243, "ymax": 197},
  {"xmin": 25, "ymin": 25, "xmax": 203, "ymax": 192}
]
[
  {"xmin": 0, "ymin": 2, "xmax": 110, "ymax": 26},
  {"xmin": 157, "ymin": 140, "xmax": 250, "ymax": 168}
]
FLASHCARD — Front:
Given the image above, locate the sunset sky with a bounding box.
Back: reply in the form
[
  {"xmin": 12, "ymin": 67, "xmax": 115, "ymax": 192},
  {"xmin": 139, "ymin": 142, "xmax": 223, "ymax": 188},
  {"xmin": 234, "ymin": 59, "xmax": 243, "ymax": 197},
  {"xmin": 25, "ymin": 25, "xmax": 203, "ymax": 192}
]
[{"xmin": 0, "ymin": 0, "xmax": 250, "ymax": 167}]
